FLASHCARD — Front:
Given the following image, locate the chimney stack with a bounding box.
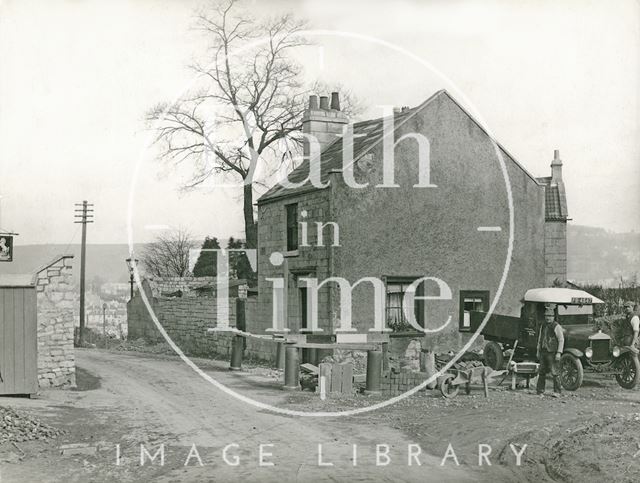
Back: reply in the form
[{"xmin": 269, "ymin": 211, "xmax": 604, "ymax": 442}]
[
  {"xmin": 330, "ymin": 92, "xmax": 341, "ymax": 111},
  {"xmin": 302, "ymin": 92, "xmax": 349, "ymax": 160},
  {"xmin": 551, "ymin": 149, "xmax": 563, "ymax": 183}
]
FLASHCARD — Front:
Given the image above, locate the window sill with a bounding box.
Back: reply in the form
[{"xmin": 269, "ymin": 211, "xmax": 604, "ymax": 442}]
[{"xmin": 284, "ymin": 250, "xmax": 299, "ymax": 258}]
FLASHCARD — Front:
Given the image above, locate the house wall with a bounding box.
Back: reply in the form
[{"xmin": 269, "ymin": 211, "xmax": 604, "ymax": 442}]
[
  {"xmin": 544, "ymin": 221, "xmax": 568, "ymax": 286},
  {"xmin": 256, "ymin": 189, "xmax": 333, "ymax": 334},
  {"xmin": 328, "ymin": 93, "xmax": 546, "ymax": 349},
  {"xmin": 36, "ymin": 256, "xmax": 76, "ymax": 387}
]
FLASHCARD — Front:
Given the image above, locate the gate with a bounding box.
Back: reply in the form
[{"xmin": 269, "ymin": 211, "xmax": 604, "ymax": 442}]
[{"xmin": 0, "ymin": 275, "xmax": 37, "ymax": 395}]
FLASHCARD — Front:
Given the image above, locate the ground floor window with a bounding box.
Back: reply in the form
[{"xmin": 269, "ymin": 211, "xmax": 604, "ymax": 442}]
[
  {"xmin": 459, "ymin": 290, "xmax": 490, "ymax": 332},
  {"xmin": 385, "ymin": 277, "xmax": 425, "ymax": 332}
]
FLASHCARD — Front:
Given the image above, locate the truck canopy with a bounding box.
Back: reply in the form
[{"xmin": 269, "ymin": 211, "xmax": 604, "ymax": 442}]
[{"xmin": 523, "ymin": 288, "xmax": 604, "ymax": 305}]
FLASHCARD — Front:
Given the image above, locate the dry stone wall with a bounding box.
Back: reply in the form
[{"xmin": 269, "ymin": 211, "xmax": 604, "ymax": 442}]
[
  {"xmin": 127, "ymin": 287, "xmax": 276, "ymax": 362},
  {"xmin": 36, "ymin": 256, "xmax": 76, "ymax": 387}
]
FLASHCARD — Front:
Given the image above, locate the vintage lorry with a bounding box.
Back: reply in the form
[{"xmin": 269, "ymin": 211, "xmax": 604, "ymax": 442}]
[{"xmin": 465, "ymin": 288, "xmax": 640, "ymax": 390}]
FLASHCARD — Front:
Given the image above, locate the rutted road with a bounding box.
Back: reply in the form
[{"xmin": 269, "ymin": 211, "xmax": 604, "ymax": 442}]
[{"xmin": 0, "ymin": 349, "xmax": 483, "ymax": 482}]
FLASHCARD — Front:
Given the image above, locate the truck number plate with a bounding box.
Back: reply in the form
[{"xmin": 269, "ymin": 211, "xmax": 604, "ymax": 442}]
[{"xmin": 571, "ymin": 297, "xmax": 592, "ymax": 304}]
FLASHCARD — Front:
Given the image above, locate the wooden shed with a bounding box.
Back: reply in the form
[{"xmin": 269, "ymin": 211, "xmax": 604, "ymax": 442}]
[{"xmin": 0, "ymin": 274, "xmax": 37, "ymax": 396}]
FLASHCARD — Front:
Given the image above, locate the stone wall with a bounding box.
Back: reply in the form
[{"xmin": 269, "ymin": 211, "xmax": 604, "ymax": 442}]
[
  {"xmin": 127, "ymin": 287, "xmax": 277, "ymax": 362},
  {"xmin": 36, "ymin": 255, "xmax": 76, "ymax": 387},
  {"xmin": 544, "ymin": 221, "xmax": 567, "ymax": 286}
]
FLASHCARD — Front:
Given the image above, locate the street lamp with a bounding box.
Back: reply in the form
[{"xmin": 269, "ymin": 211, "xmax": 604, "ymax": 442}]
[{"xmin": 125, "ymin": 257, "xmax": 139, "ymax": 300}]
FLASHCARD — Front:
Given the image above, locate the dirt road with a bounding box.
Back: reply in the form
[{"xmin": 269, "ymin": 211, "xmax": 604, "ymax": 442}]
[
  {"xmin": 0, "ymin": 349, "xmax": 479, "ymax": 482},
  {"xmin": 4, "ymin": 349, "xmax": 640, "ymax": 482}
]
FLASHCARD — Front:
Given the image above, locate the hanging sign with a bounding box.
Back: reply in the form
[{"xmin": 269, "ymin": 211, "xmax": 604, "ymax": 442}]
[{"xmin": 0, "ymin": 235, "xmax": 13, "ymax": 262}]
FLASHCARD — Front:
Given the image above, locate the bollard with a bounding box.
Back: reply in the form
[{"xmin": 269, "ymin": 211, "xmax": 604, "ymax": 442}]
[
  {"xmin": 229, "ymin": 335, "xmax": 244, "ymax": 371},
  {"xmin": 308, "ymin": 348, "xmax": 318, "ymax": 366},
  {"xmin": 275, "ymin": 341, "xmax": 286, "ymax": 370},
  {"xmin": 283, "ymin": 345, "xmax": 300, "ymax": 391},
  {"xmin": 364, "ymin": 349, "xmax": 383, "ymax": 395}
]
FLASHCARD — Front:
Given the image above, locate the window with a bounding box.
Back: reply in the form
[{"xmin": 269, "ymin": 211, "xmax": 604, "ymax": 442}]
[
  {"xmin": 385, "ymin": 278, "xmax": 425, "ymax": 331},
  {"xmin": 299, "ymin": 287, "xmax": 308, "ymax": 330},
  {"xmin": 459, "ymin": 290, "xmax": 489, "ymax": 331},
  {"xmin": 286, "ymin": 203, "xmax": 298, "ymax": 252}
]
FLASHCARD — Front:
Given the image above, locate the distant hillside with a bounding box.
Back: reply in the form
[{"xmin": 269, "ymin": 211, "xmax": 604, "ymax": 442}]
[
  {"xmin": 1, "ymin": 226, "xmax": 637, "ymax": 287},
  {"xmin": 0, "ymin": 244, "xmax": 145, "ymax": 284},
  {"xmin": 568, "ymin": 225, "xmax": 640, "ymax": 286}
]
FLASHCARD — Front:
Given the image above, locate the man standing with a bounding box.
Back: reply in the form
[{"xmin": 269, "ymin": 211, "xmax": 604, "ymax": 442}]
[
  {"xmin": 536, "ymin": 304, "xmax": 565, "ymax": 396},
  {"xmin": 621, "ymin": 301, "xmax": 640, "ymax": 349}
]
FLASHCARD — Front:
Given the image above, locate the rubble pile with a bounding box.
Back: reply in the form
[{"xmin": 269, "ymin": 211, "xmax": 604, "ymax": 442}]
[
  {"xmin": 436, "ymin": 350, "xmax": 484, "ymax": 371},
  {"xmin": 320, "ymin": 350, "xmax": 367, "ymax": 374},
  {"xmin": 113, "ymin": 338, "xmax": 174, "ymax": 355},
  {"xmin": 0, "ymin": 406, "xmax": 65, "ymax": 443}
]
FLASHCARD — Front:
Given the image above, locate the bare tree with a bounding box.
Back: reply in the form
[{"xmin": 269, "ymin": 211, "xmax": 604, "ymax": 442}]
[
  {"xmin": 148, "ymin": 0, "xmax": 312, "ymax": 249},
  {"xmin": 141, "ymin": 229, "xmax": 196, "ymax": 278}
]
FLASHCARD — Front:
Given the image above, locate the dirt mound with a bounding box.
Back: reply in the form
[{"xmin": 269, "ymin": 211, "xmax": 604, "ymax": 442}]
[
  {"xmin": 542, "ymin": 413, "xmax": 640, "ymax": 482},
  {"xmin": 112, "ymin": 338, "xmax": 175, "ymax": 355},
  {"xmin": 0, "ymin": 406, "xmax": 65, "ymax": 443}
]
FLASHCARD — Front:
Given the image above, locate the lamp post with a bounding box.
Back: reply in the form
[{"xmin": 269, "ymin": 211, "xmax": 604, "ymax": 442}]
[{"xmin": 125, "ymin": 258, "xmax": 138, "ymax": 300}]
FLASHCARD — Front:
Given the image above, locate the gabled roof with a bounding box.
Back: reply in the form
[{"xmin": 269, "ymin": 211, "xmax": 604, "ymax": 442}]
[
  {"xmin": 258, "ymin": 89, "xmax": 540, "ymax": 204},
  {"xmin": 536, "ymin": 176, "xmax": 568, "ymax": 221}
]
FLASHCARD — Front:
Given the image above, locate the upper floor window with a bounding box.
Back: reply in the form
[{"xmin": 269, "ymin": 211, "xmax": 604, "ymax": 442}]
[{"xmin": 286, "ymin": 203, "xmax": 298, "ymax": 251}]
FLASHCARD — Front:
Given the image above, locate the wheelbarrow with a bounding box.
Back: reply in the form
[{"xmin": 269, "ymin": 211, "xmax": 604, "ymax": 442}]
[
  {"xmin": 438, "ymin": 365, "xmax": 505, "ymax": 398},
  {"xmin": 438, "ymin": 361, "xmax": 539, "ymax": 398}
]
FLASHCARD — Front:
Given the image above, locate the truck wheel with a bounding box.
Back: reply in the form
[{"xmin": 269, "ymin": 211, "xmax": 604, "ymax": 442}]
[
  {"xmin": 615, "ymin": 353, "xmax": 640, "ymax": 389},
  {"xmin": 483, "ymin": 341, "xmax": 504, "ymax": 370},
  {"xmin": 560, "ymin": 353, "xmax": 583, "ymax": 391},
  {"xmin": 439, "ymin": 374, "xmax": 459, "ymax": 399}
]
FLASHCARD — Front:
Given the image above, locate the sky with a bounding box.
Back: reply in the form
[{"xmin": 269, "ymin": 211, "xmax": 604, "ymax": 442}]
[{"xmin": 0, "ymin": 0, "xmax": 638, "ymax": 246}]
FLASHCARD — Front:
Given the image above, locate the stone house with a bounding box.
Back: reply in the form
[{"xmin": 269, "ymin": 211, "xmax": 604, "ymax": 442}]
[{"xmin": 254, "ymin": 89, "xmax": 568, "ymax": 348}]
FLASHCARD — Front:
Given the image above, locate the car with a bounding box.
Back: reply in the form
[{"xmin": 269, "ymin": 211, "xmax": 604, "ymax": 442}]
[{"xmin": 464, "ymin": 287, "xmax": 640, "ymax": 390}]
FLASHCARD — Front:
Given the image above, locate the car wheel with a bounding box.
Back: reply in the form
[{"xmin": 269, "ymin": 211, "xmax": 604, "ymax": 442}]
[
  {"xmin": 560, "ymin": 353, "xmax": 584, "ymax": 391},
  {"xmin": 615, "ymin": 353, "xmax": 640, "ymax": 389},
  {"xmin": 439, "ymin": 374, "xmax": 459, "ymax": 399},
  {"xmin": 483, "ymin": 341, "xmax": 504, "ymax": 370}
]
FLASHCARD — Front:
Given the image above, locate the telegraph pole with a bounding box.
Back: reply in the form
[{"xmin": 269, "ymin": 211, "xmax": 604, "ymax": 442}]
[{"xmin": 74, "ymin": 201, "xmax": 93, "ymax": 346}]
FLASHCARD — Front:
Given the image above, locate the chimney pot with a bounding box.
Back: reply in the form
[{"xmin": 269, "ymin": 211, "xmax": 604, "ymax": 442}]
[
  {"xmin": 309, "ymin": 95, "xmax": 319, "ymax": 110},
  {"xmin": 319, "ymin": 96, "xmax": 329, "ymax": 110},
  {"xmin": 554, "ymin": 149, "xmax": 560, "ymax": 161},
  {"xmin": 330, "ymin": 92, "xmax": 341, "ymax": 111}
]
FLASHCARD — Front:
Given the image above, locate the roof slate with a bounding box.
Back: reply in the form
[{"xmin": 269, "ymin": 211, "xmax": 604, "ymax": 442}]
[
  {"xmin": 258, "ymin": 89, "xmax": 541, "ymax": 204},
  {"xmin": 536, "ymin": 177, "xmax": 569, "ymax": 221}
]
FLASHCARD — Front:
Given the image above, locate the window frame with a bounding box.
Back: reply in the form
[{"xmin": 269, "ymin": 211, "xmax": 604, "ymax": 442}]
[
  {"xmin": 285, "ymin": 203, "xmax": 299, "ymax": 253},
  {"xmin": 459, "ymin": 290, "xmax": 490, "ymax": 332},
  {"xmin": 384, "ymin": 276, "xmax": 426, "ymax": 331}
]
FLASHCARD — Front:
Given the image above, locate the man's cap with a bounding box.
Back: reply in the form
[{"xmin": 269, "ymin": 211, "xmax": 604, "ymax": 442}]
[
  {"xmin": 544, "ymin": 304, "xmax": 556, "ymax": 316},
  {"xmin": 624, "ymin": 301, "xmax": 636, "ymax": 309}
]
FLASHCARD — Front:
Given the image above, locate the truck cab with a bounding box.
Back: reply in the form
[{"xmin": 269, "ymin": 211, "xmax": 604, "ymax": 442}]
[{"xmin": 465, "ymin": 287, "xmax": 639, "ymax": 390}]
